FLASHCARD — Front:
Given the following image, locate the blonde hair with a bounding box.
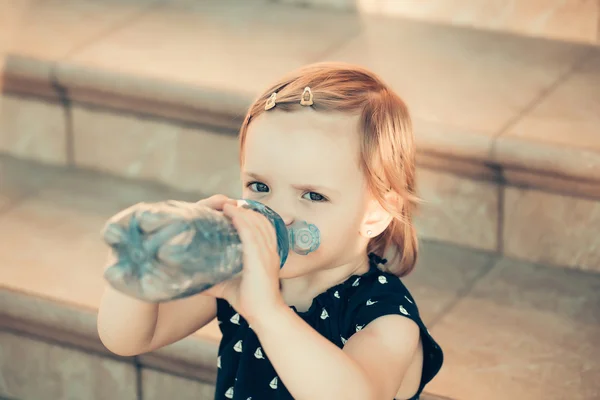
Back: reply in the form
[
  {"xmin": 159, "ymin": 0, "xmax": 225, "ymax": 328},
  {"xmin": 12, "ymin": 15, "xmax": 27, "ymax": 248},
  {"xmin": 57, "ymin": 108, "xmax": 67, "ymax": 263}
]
[{"xmin": 238, "ymin": 62, "xmax": 419, "ymax": 277}]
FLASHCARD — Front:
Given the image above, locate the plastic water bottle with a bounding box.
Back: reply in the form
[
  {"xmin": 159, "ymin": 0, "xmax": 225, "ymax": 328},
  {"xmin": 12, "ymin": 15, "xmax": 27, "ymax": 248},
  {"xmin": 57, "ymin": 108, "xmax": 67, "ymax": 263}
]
[{"xmin": 102, "ymin": 199, "xmax": 320, "ymax": 302}]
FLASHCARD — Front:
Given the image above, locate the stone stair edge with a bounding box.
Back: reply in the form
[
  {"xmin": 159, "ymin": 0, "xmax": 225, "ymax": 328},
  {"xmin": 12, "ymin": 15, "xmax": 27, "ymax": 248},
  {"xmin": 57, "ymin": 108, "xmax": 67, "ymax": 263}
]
[
  {"xmin": 3, "ymin": 51, "xmax": 600, "ymax": 200},
  {"xmin": 0, "ymin": 287, "xmax": 220, "ymax": 382}
]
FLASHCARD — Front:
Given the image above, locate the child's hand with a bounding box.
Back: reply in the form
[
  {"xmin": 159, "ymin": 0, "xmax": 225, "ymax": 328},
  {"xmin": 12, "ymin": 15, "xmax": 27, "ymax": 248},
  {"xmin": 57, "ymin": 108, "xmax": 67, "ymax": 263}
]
[{"xmin": 202, "ymin": 203, "xmax": 285, "ymax": 324}]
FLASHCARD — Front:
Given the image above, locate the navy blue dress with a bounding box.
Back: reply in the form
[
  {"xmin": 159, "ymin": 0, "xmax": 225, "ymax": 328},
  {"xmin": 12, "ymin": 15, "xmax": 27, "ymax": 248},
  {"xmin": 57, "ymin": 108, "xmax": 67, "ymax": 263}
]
[{"xmin": 214, "ymin": 253, "xmax": 444, "ymax": 399}]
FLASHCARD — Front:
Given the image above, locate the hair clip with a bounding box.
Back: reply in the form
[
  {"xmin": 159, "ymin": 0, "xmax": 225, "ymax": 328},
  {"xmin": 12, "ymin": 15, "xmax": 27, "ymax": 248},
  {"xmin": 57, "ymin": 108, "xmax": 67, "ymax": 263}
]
[
  {"xmin": 265, "ymin": 92, "xmax": 277, "ymax": 111},
  {"xmin": 300, "ymin": 87, "xmax": 313, "ymax": 106}
]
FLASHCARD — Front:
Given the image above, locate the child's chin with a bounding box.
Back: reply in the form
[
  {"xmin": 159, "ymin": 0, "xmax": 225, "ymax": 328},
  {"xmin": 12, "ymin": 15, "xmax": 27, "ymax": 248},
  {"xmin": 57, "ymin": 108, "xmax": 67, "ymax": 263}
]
[
  {"xmin": 279, "ymin": 255, "xmax": 300, "ymax": 279},
  {"xmin": 279, "ymin": 253, "xmax": 317, "ymax": 279}
]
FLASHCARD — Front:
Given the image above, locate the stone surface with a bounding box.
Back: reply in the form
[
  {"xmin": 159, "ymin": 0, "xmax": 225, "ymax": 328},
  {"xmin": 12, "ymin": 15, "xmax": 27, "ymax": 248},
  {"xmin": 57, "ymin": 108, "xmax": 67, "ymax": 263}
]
[
  {"xmin": 72, "ymin": 105, "xmax": 243, "ymax": 197},
  {"xmin": 5, "ymin": 0, "xmax": 158, "ymax": 61},
  {"xmin": 141, "ymin": 368, "xmax": 215, "ymax": 400},
  {"xmin": 425, "ymin": 258, "xmax": 600, "ymax": 400},
  {"xmin": 356, "ymin": 0, "xmax": 600, "ymax": 44},
  {"xmin": 0, "ymin": 0, "xmax": 35, "ymax": 54},
  {"xmin": 276, "ymin": 0, "xmax": 354, "ymax": 10},
  {"xmin": 495, "ymin": 51, "xmax": 600, "ymax": 182},
  {"xmin": 503, "ymin": 186, "xmax": 600, "ymax": 272},
  {"xmin": 402, "ymin": 241, "xmax": 497, "ymax": 325},
  {"xmin": 501, "ymin": 167, "xmax": 600, "ymax": 201},
  {"xmin": 1, "ymin": 288, "xmax": 114, "ymax": 356},
  {"xmin": 327, "ymin": 16, "xmax": 590, "ymax": 160},
  {"xmin": 415, "ymin": 168, "xmax": 499, "ymax": 252},
  {"xmin": 0, "ymin": 155, "xmax": 43, "ymax": 211},
  {"xmin": 0, "ymin": 94, "xmax": 67, "ymax": 165},
  {"xmin": 0, "ymin": 331, "xmax": 137, "ymax": 400},
  {"xmin": 59, "ymin": 0, "xmax": 361, "ymax": 96}
]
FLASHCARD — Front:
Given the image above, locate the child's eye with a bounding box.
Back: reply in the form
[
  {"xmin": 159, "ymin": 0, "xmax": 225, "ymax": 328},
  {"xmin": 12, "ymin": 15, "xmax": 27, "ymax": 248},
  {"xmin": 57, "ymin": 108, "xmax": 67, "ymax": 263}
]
[
  {"xmin": 245, "ymin": 181, "xmax": 328, "ymax": 203},
  {"xmin": 247, "ymin": 181, "xmax": 269, "ymax": 193},
  {"xmin": 305, "ymin": 192, "xmax": 326, "ymax": 202}
]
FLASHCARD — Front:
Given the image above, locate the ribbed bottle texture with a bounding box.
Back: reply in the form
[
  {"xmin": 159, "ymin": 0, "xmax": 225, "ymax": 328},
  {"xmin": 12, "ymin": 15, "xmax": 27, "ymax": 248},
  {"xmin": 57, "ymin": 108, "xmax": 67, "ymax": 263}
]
[{"xmin": 101, "ymin": 199, "xmax": 289, "ymax": 302}]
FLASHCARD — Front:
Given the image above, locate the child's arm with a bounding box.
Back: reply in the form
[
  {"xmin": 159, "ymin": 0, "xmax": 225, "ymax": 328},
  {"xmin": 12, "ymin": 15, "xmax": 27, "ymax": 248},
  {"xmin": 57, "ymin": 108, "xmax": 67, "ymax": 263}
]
[
  {"xmin": 251, "ymin": 304, "xmax": 420, "ymax": 400},
  {"xmin": 98, "ymin": 194, "xmax": 237, "ymax": 356},
  {"xmin": 97, "ymin": 285, "xmax": 217, "ymax": 356}
]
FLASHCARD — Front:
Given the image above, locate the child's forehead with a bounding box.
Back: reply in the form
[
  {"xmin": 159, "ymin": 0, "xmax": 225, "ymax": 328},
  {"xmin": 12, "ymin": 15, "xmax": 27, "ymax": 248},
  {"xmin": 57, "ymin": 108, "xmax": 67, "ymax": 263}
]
[
  {"xmin": 246, "ymin": 109, "xmax": 360, "ymax": 152},
  {"xmin": 243, "ymin": 111, "xmax": 362, "ymax": 182}
]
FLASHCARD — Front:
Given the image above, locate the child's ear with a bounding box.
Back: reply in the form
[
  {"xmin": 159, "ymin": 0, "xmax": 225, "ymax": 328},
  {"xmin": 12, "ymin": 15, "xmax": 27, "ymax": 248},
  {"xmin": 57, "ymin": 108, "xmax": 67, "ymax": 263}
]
[{"xmin": 361, "ymin": 191, "xmax": 399, "ymax": 238}]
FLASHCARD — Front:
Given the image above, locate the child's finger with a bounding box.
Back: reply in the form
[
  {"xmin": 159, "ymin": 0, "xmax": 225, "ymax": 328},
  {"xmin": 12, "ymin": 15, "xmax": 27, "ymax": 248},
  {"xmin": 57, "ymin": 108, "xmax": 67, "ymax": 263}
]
[
  {"xmin": 235, "ymin": 207, "xmax": 277, "ymax": 251},
  {"xmin": 225, "ymin": 206, "xmax": 274, "ymax": 256},
  {"xmin": 197, "ymin": 194, "xmax": 238, "ymax": 212},
  {"xmin": 225, "ymin": 207, "xmax": 260, "ymax": 262}
]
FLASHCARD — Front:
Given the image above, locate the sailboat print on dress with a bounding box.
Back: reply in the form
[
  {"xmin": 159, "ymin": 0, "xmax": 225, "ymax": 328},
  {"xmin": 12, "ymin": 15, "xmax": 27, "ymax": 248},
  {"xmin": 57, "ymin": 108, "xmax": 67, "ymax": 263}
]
[
  {"xmin": 378, "ymin": 276, "xmax": 388, "ymax": 284},
  {"xmin": 404, "ymin": 295, "xmax": 413, "ymax": 304},
  {"xmin": 334, "ymin": 290, "xmax": 340, "ymax": 298},
  {"xmin": 270, "ymin": 377, "xmax": 278, "ymax": 389},
  {"xmin": 217, "ymin": 356, "xmax": 221, "ymax": 368},
  {"xmin": 356, "ymin": 324, "xmax": 365, "ymax": 332},
  {"xmin": 320, "ymin": 308, "xmax": 329, "ymax": 319},
  {"xmin": 225, "ymin": 387, "xmax": 234, "ymax": 399},
  {"xmin": 254, "ymin": 347, "xmax": 265, "ymax": 359},
  {"xmin": 230, "ymin": 313, "xmax": 240, "ymax": 325},
  {"xmin": 234, "ymin": 340, "xmax": 243, "ymax": 352},
  {"xmin": 341, "ymin": 336, "xmax": 347, "ymax": 345},
  {"xmin": 399, "ymin": 305, "xmax": 409, "ymax": 315},
  {"xmin": 352, "ymin": 277, "xmax": 361, "ymax": 287},
  {"xmin": 366, "ymin": 299, "xmax": 378, "ymax": 306}
]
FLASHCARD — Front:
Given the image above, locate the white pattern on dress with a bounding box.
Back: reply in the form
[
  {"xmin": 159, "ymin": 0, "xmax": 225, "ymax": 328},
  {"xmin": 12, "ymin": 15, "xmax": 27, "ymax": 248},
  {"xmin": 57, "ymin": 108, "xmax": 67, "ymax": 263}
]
[
  {"xmin": 356, "ymin": 324, "xmax": 365, "ymax": 332},
  {"xmin": 270, "ymin": 377, "xmax": 278, "ymax": 389},
  {"xmin": 234, "ymin": 340, "xmax": 243, "ymax": 352},
  {"xmin": 366, "ymin": 299, "xmax": 378, "ymax": 306},
  {"xmin": 341, "ymin": 336, "xmax": 347, "ymax": 345},
  {"xmin": 217, "ymin": 356, "xmax": 221, "ymax": 368},
  {"xmin": 230, "ymin": 313, "xmax": 240, "ymax": 325},
  {"xmin": 399, "ymin": 305, "xmax": 409, "ymax": 315},
  {"xmin": 404, "ymin": 295, "xmax": 413, "ymax": 304},
  {"xmin": 352, "ymin": 277, "xmax": 361, "ymax": 287},
  {"xmin": 320, "ymin": 308, "xmax": 329, "ymax": 320},
  {"xmin": 225, "ymin": 387, "xmax": 234, "ymax": 399},
  {"xmin": 334, "ymin": 290, "xmax": 340, "ymax": 299},
  {"xmin": 254, "ymin": 347, "xmax": 265, "ymax": 359},
  {"xmin": 378, "ymin": 276, "xmax": 388, "ymax": 284}
]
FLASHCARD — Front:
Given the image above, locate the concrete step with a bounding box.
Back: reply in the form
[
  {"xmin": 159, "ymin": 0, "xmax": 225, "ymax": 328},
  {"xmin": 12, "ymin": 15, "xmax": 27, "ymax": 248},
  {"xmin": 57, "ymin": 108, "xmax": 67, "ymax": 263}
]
[
  {"xmin": 0, "ymin": 155, "xmax": 599, "ymax": 399},
  {"xmin": 1, "ymin": 0, "xmax": 600, "ymax": 272},
  {"xmin": 277, "ymin": 0, "xmax": 600, "ymax": 46}
]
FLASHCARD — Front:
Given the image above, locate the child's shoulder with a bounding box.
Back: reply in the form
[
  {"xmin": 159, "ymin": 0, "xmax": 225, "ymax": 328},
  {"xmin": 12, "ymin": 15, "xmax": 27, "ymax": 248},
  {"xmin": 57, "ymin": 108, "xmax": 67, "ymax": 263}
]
[{"xmin": 340, "ymin": 263, "xmax": 444, "ymax": 391}]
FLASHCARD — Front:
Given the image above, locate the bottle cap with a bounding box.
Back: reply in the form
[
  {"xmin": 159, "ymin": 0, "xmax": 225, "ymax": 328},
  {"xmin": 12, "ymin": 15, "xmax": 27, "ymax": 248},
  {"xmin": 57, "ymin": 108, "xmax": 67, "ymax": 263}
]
[{"xmin": 288, "ymin": 220, "xmax": 320, "ymax": 255}]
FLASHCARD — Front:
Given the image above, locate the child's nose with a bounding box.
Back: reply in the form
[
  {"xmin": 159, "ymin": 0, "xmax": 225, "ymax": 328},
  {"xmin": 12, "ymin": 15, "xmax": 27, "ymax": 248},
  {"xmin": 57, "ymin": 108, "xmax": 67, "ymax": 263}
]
[
  {"xmin": 282, "ymin": 216, "xmax": 295, "ymax": 228},
  {"xmin": 265, "ymin": 203, "xmax": 295, "ymax": 227}
]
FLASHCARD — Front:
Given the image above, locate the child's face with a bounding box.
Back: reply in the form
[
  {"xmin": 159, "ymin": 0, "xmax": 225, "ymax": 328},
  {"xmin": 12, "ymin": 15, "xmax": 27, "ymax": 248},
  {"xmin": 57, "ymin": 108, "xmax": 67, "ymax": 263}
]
[{"xmin": 241, "ymin": 108, "xmax": 373, "ymax": 278}]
